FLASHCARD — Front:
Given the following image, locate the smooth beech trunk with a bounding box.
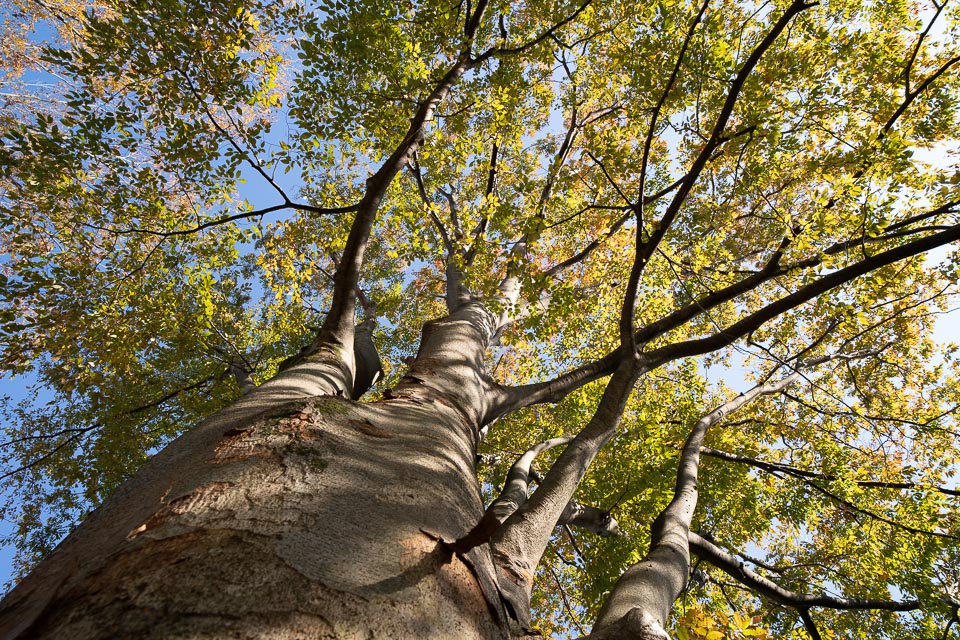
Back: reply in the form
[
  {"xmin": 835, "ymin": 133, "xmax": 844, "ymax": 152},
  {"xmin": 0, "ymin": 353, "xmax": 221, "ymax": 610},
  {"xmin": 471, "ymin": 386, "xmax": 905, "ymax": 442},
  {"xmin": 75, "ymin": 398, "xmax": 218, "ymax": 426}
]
[{"xmin": 0, "ymin": 308, "xmax": 514, "ymax": 639}]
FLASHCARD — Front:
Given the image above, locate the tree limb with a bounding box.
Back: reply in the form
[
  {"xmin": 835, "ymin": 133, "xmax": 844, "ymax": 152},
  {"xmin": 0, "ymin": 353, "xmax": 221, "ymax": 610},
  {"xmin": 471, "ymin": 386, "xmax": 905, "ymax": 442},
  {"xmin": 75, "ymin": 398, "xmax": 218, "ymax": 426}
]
[
  {"xmin": 452, "ymin": 435, "xmax": 572, "ymax": 553},
  {"xmin": 644, "ymin": 221, "xmax": 960, "ymax": 365},
  {"xmin": 488, "ymin": 361, "xmax": 645, "ymax": 629},
  {"xmin": 475, "ymin": 0, "xmax": 594, "ymax": 61},
  {"xmin": 701, "ymin": 447, "xmax": 960, "ymax": 497},
  {"xmin": 621, "ymin": 0, "xmax": 816, "ymax": 352},
  {"xmin": 589, "ymin": 356, "xmax": 826, "ymax": 638},
  {"xmin": 688, "ymin": 531, "xmax": 921, "ymax": 612},
  {"xmin": 315, "ymin": 4, "xmax": 492, "ymax": 351},
  {"xmin": 84, "ymin": 201, "xmax": 358, "ymax": 238},
  {"xmin": 621, "ymin": 0, "xmax": 709, "ymax": 352}
]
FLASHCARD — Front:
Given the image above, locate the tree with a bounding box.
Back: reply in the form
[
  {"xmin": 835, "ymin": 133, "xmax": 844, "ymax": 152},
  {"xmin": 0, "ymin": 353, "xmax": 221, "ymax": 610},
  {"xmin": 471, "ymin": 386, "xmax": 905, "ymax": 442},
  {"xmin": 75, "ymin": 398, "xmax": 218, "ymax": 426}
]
[{"xmin": 1, "ymin": 0, "xmax": 959, "ymax": 637}]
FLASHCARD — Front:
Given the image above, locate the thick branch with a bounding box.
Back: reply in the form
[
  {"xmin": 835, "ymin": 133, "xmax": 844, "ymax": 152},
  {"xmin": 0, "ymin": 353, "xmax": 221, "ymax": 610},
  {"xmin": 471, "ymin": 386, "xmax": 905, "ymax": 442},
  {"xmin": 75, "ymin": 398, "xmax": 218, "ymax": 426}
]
[
  {"xmin": 493, "ymin": 211, "xmax": 960, "ymax": 424},
  {"xmin": 319, "ymin": 48, "xmax": 483, "ymax": 345},
  {"xmin": 645, "ymin": 222, "xmax": 960, "ymax": 364},
  {"xmin": 487, "ymin": 347, "xmax": 626, "ymax": 421},
  {"xmin": 488, "ymin": 361, "xmax": 644, "ymax": 629},
  {"xmin": 589, "ymin": 362, "xmax": 816, "ymax": 638},
  {"xmin": 227, "ymin": 362, "xmax": 256, "ymax": 395},
  {"xmin": 558, "ymin": 501, "xmax": 619, "ymax": 538},
  {"xmin": 452, "ymin": 436, "xmax": 572, "ymax": 553}
]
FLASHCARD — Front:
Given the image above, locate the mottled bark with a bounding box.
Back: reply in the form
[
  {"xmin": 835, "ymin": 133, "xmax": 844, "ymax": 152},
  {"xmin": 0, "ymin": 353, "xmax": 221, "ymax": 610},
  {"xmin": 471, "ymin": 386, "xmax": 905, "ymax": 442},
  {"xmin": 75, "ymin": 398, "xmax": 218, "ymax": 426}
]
[
  {"xmin": 0, "ymin": 304, "xmax": 511, "ymax": 640},
  {"xmin": 0, "ymin": 395, "xmax": 511, "ymax": 639}
]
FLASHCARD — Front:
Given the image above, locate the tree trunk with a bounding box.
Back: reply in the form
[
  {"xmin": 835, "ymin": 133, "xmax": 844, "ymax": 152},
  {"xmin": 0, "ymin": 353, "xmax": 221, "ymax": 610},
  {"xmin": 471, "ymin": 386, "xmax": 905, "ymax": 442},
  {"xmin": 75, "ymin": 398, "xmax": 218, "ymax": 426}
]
[{"xmin": 0, "ymin": 320, "xmax": 511, "ymax": 639}]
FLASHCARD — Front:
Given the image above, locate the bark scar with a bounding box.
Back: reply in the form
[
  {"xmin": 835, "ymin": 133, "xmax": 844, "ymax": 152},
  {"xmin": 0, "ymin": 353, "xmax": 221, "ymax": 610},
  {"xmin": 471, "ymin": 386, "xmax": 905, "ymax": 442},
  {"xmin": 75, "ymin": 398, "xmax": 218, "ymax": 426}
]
[
  {"xmin": 348, "ymin": 418, "xmax": 393, "ymax": 439},
  {"xmin": 126, "ymin": 482, "xmax": 234, "ymax": 539}
]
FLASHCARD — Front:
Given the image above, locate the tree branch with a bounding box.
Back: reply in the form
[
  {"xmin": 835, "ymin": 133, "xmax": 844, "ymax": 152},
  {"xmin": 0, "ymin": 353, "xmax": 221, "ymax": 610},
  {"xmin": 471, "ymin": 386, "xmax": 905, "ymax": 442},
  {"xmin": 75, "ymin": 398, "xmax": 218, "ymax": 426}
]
[
  {"xmin": 621, "ymin": 0, "xmax": 816, "ymax": 352},
  {"xmin": 475, "ymin": 0, "xmax": 594, "ymax": 61},
  {"xmin": 621, "ymin": 0, "xmax": 709, "ymax": 352},
  {"xmin": 589, "ymin": 355, "xmax": 841, "ymax": 638},
  {"xmin": 86, "ymin": 201, "xmax": 357, "ymax": 238},
  {"xmin": 902, "ymin": 0, "xmax": 947, "ymax": 97},
  {"xmin": 488, "ymin": 361, "xmax": 644, "ymax": 629},
  {"xmin": 689, "ymin": 531, "xmax": 921, "ymax": 613},
  {"xmin": 644, "ymin": 222, "xmax": 960, "ymax": 365},
  {"xmin": 724, "ymin": 449, "xmax": 960, "ymax": 541},
  {"xmin": 701, "ymin": 448, "xmax": 960, "ymax": 497},
  {"xmin": 558, "ymin": 501, "xmax": 620, "ymax": 537},
  {"xmin": 317, "ymin": 7, "xmax": 491, "ymax": 348},
  {"xmin": 492, "ymin": 199, "xmax": 960, "ymax": 422},
  {"xmin": 453, "ymin": 436, "xmax": 572, "ymax": 554}
]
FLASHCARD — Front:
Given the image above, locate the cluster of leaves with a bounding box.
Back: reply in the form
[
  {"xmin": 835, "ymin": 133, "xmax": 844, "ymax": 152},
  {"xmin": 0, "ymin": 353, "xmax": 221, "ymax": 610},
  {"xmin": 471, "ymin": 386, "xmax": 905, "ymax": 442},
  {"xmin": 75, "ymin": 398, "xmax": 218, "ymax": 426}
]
[{"xmin": 677, "ymin": 607, "xmax": 772, "ymax": 640}]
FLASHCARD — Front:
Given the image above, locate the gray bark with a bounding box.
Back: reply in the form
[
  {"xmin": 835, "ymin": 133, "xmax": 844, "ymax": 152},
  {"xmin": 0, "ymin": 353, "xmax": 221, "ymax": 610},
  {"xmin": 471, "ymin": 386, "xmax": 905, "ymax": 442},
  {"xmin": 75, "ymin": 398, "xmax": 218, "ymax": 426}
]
[
  {"xmin": 586, "ymin": 351, "xmax": 889, "ymax": 639},
  {"xmin": 0, "ymin": 305, "xmax": 511, "ymax": 640},
  {"xmin": 453, "ymin": 436, "xmax": 572, "ymax": 554},
  {"xmin": 0, "ymin": 396, "xmax": 508, "ymax": 639},
  {"xmin": 587, "ymin": 370, "xmax": 803, "ymax": 638},
  {"xmin": 455, "ymin": 436, "xmax": 619, "ymax": 557},
  {"xmin": 558, "ymin": 502, "xmax": 619, "ymax": 538},
  {"xmin": 351, "ymin": 318, "xmax": 383, "ymax": 399},
  {"xmin": 228, "ymin": 361, "xmax": 257, "ymax": 395},
  {"xmin": 488, "ymin": 360, "xmax": 645, "ymax": 630}
]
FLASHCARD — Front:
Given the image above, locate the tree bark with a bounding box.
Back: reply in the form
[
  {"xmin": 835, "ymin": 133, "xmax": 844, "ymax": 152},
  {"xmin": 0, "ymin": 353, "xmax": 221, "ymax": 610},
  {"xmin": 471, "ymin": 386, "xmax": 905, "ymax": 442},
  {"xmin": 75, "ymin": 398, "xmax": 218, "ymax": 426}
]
[
  {"xmin": 0, "ymin": 311, "xmax": 512, "ymax": 639},
  {"xmin": 488, "ymin": 361, "xmax": 645, "ymax": 630}
]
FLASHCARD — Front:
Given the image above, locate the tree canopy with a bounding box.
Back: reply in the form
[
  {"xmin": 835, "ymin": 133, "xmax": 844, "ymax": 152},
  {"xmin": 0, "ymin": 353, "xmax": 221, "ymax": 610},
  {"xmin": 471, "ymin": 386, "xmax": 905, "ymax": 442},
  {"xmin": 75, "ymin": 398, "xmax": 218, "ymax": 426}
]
[{"xmin": 2, "ymin": 0, "xmax": 960, "ymax": 637}]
